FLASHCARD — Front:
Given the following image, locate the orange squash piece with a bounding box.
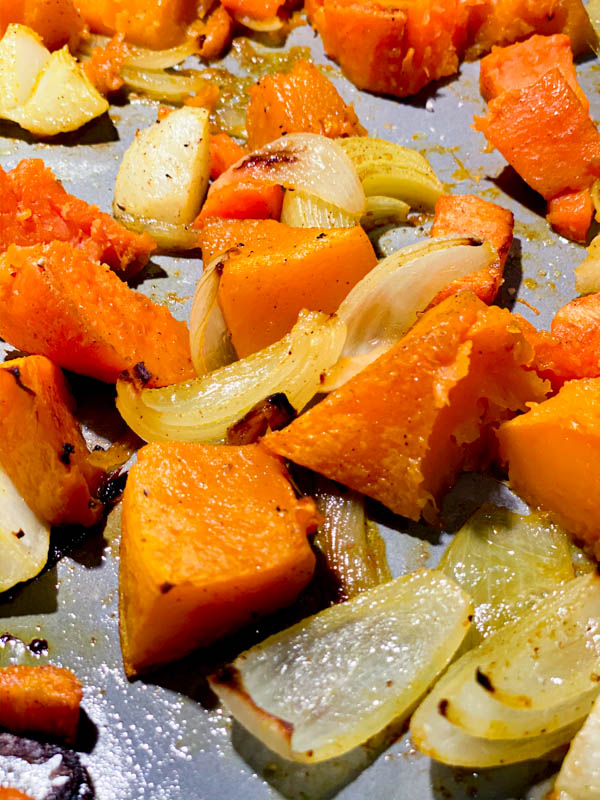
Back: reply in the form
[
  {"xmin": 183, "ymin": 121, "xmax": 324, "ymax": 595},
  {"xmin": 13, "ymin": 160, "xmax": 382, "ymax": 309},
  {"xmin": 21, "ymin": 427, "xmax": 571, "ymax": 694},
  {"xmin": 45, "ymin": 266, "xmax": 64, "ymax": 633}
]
[
  {"xmin": 479, "ymin": 34, "xmax": 589, "ymax": 112},
  {"xmin": 74, "ymin": 0, "xmax": 199, "ymax": 49},
  {"xmin": 197, "ymin": 217, "xmax": 276, "ymax": 264},
  {"xmin": 498, "ymin": 378, "xmax": 600, "ymax": 557},
  {"xmin": 197, "ymin": 3, "xmax": 233, "ymax": 61},
  {"xmin": 430, "ymin": 194, "xmax": 514, "ymax": 304},
  {"xmin": 546, "ymin": 188, "xmax": 594, "ymax": 243},
  {"xmin": 0, "ymin": 665, "xmax": 82, "ymax": 743},
  {"xmin": 246, "ymin": 60, "xmax": 366, "ymax": 150},
  {"xmin": 119, "ymin": 441, "xmax": 320, "ymax": 674},
  {"xmin": 0, "ymin": 242, "xmax": 195, "ymax": 387},
  {"xmin": 474, "ymin": 69, "xmax": 600, "ymax": 200},
  {"xmin": 0, "ymin": 0, "xmax": 86, "ymax": 49},
  {"xmin": 0, "ymin": 789, "xmax": 35, "ymax": 800},
  {"xmin": 209, "ymin": 134, "xmax": 247, "ymax": 180},
  {"xmin": 513, "ymin": 315, "xmax": 586, "ymax": 390},
  {"xmin": 547, "ymin": 292, "xmax": 600, "ymax": 378},
  {"xmin": 0, "ymin": 160, "xmax": 154, "ymax": 278},
  {"xmin": 216, "ymin": 221, "xmax": 378, "ymax": 357},
  {"xmin": 0, "ymin": 356, "xmax": 103, "ymax": 527},
  {"xmin": 264, "ymin": 292, "xmax": 549, "ymax": 523},
  {"xmin": 198, "ymin": 178, "xmax": 284, "ymax": 221},
  {"xmin": 83, "ymin": 32, "xmax": 130, "ymax": 96},
  {"xmin": 466, "ymin": 0, "xmax": 593, "ymax": 60}
]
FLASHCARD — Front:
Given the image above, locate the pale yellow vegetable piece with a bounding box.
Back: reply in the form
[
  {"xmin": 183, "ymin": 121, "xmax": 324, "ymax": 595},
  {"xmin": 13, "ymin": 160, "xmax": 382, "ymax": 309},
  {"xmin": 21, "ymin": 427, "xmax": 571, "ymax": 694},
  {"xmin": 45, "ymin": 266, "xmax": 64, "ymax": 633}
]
[
  {"xmin": 574, "ymin": 231, "xmax": 600, "ymax": 295},
  {"xmin": 439, "ymin": 503, "xmax": 574, "ymax": 641},
  {"xmin": 114, "ymin": 106, "xmax": 211, "ymax": 230},
  {"xmin": 117, "ymin": 310, "xmax": 346, "ymax": 444},
  {"xmin": 552, "ymin": 693, "xmax": 600, "ymax": 800},
  {"xmin": 209, "ymin": 569, "xmax": 472, "ymax": 763},
  {"xmin": 0, "ymin": 24, "xmax": 50, "ymax": 110},
  {"xmin": 411, "ymin": 573, "xmax": 600, "ymax": 748},
  {"xmin": 2, "ymin": 46, "xmax": 108, "ymax": 136},
  {"xmin": 337, "ymin": 136, "xmax": 444, "ymax": 210},
  {"xmin": 0, "ymin": 464, "xmax": 50, "ymax": 592},
  {"xmin": 280, "ymin": 189, "xmax": 358, "ymax": 228}
]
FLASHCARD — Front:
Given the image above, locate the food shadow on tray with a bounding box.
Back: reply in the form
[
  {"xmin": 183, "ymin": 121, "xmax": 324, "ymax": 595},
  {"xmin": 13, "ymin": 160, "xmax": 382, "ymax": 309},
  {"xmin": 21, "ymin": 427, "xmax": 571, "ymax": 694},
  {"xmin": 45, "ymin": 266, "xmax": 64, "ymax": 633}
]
[{"xmin": 0, "ymin": 111, "xmax": 119, "ymax": 147}]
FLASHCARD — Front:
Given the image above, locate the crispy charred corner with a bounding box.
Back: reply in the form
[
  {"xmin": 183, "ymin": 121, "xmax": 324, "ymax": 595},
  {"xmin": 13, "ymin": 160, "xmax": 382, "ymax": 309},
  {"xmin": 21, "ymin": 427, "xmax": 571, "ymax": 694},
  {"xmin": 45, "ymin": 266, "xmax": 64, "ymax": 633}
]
[
  {"xmin": 98, "ymin": 470, "xmax": 128, "ymax": 506},
  {"xmin": 133, "ymin": 361, "xmax": 153, "ymax": 386},
  {"xmin": 475, "ymin": 667, "xmax": 495, "ymax": 693},
  {"xmin": 237, "ymin": 151, "xmax": 297, "ymax": 170},
  {"xmin": 210, "ymin": 663, "xmax": 243, "ymax": 690},
  {"xmin": 6, "ymin": 366, "xmax": 35, "ymax": 396},
  {"xmin": 226, "ymin": 393, "xmax": 296, "ymax": 445},
  {"xmin": 160, "ymin": 581, "xmax": 174, "ymax": 594},
  {"xmin": 59, "ymin": 442, "xmax": 75, "ymax": 466}
]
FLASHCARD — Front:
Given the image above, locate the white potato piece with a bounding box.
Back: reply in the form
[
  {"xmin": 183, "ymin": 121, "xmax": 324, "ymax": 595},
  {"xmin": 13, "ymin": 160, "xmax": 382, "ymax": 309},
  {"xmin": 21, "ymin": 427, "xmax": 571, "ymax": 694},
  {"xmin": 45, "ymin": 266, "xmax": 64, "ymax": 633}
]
[
  {"xmin": 552, "ymin": 693, "xmax": 600, "ymax": 800},
  {"xmin": 209, "ymin": 570, "xmax": 472, "ymax": 763},
  {"xmin": 2, "ymin": 46, "xmax": 108, "ymax": 136},
  {"xmin": 114, "ymin": 107, "xmax": 211, "ymax": 230},
  {"xmin": 0, "ymin": 24, "xmax": 50, "ymax": 109},
  {"xmin": 0, "ymin": 464, "xmax": 50, "ymax": 592}
]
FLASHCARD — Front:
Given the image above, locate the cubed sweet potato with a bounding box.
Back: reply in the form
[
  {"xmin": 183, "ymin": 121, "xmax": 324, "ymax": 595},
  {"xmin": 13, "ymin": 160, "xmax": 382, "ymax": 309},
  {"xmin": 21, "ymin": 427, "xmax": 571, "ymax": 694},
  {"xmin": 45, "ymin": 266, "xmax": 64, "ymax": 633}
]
[
  {"xmin": 0, "ymin": 0, "xmax": 86, "ymax": 50},
  {"xmin": 473, "ymin": 69, "xmax": 600, "ymax": 200},
  {"xmin": 246, "ymin": 60, "xmax": 366, "ymax": 150},
  {"xmin": 75, "ymin": 0, "xmax": 199, "ymax": 49},
  {"xmin": 0, "ymin": 356, "xmax": 103, "ymax": 527},
  {"xmin": 215, "ymin": 220, "xmax": 378, "ymax": 356},
  {"xmin": 430, "ymin": 194, "xmax": 513, "ymax": 304},
  {"xmin": 119, "ymin": 442, "xmax": 320, "ymax": 674},
  {"xmin": 546, "ymin": 188, "xmax": 594, "ymax": 243},
  {"xmin": 0, "ymin": 159, "xmax": 154, "ymax": 279},
  {"xmin": 0, "ymin": 665, "xmax": 82, "ymax": 743},
  {"xmin": 479, "ymin": 34, "xmax": 589, "ymax": 112},
  {"xmin": 498, "ymin": 378, "xmax": 600, "ymax": 557},
  {"xmin": 0, "ymin": 242, "xmax": 195, "ymax": 387},
  {"xmin": 264, "ymin": 292, "xmax": 549, "ymax": 523}
]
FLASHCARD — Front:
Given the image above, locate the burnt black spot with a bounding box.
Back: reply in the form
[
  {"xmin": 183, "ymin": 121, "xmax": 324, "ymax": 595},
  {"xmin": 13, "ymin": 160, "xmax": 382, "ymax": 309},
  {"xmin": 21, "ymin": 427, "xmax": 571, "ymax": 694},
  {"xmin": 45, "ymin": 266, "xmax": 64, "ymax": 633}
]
[
  {"xmin": 226, "ymin": 392, "xmax": 296, "ymax": 445},
  {"xmin": 13, "ymin": 530, "xmax": 25, "ymax": 539},
  {"xmin": 316, "ymin": 232, "xmax": 327, "ymax": 239},
  {"xmin": 475, "ymin": 667, "xmax": 495, "ymax": 693},
  {"xmin": 59, "ymin": 443, "xmax": 75, "ymax": 466},
  {"xmin": 98, "ymin": 470, "xmax": 128, "ymax": 506},
  {"xmin": 29, "ymin": 638, "xmax": 48, "ymax": 656},
  {"xmin": 6, "ymin": 366, "xmax": 35, "ymax": 396},
  {"xmin": 160, "ymin": 582, "xmax": 174, "ymax": 594},
  {"xmin": 237, "ymin": 150, "xmax": 297, "ymax": 170},
  {"xmin": 438, "ymin": 699, "xmax": 449, "ymax": 717},
  {"xmin": 215, "ymin": 260, "xmax": 225, "ymax": 276},
  {"xmin": 133, "ymin": 362, "xmax": 152, "ymax": 386}
]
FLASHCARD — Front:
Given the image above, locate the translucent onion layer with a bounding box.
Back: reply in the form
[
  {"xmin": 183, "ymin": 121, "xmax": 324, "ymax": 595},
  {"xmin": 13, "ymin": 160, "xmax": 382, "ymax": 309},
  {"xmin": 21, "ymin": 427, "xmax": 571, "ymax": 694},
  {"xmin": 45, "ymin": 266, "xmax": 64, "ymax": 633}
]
[{"xmin": 116, "ymin": 310, "xmax": 346, "ymax": 443}]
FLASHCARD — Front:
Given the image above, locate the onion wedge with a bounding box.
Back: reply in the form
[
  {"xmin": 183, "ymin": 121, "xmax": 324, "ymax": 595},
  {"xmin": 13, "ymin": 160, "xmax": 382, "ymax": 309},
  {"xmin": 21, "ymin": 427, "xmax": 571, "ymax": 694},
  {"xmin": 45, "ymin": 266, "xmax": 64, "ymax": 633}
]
[
  {"xmin": 412, "ymin": 573, "xmax": 600, "ymax": 746},
  {"xmin": 209, "ymin": 569, "xmax": 472, "ymax": 763},
  {"xmin": 337, "ymin": 137, "xmax": 444, "ymax": 210},
  {"xmin": 0, "ymin": 464, "xmax": 50, "ymax": 592},
  {"xmin": 439, "ymin": 504, "xmax": 574, "ymax": 641},
  {"xmin": 212, "ymin": 133, "xmax": 366, "ymax": 216},
  {"xmin": 116, "ymin": 310, "xmax": 346, "ymax": 444},
  {"xmin": 280, "ymin": 189, "xmax": 358, "ymax": 228},
  {"xmin": 313, "ymin": 480, "xmax": 390, "ymax": 600},
  {"xmin": 410, "ymin": 682, "xmax": 582, "ymax": 769},
  {"xmin": 552, "ymin": 692, "xmax": 600, "ymax": 800},
  {"xmin": 361, "ymin": 195, "xmax": 410, "ymax": 231},
  {"xmin": 322, "ymin": 236, "xmax": 496, "ymax": 390},
  {"xmin": 189, "ymin": 255, "xmax": 237, "ymax": 374}
]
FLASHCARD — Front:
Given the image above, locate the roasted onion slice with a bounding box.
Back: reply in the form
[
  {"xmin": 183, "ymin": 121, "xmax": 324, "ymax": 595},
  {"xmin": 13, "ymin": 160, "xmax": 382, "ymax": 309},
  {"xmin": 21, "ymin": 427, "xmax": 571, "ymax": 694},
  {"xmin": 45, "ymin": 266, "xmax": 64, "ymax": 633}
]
[{"xmin": 116, "ymin": 311, "xmax": 345, "ymax": 443}]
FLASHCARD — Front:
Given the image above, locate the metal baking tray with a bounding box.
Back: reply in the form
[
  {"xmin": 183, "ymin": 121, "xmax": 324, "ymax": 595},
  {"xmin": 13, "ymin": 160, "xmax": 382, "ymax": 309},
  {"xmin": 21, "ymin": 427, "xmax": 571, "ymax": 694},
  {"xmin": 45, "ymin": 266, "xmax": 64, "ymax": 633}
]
[{"xmin": 0, "ymin": 22, "xmax": 595, "ymax": 800}]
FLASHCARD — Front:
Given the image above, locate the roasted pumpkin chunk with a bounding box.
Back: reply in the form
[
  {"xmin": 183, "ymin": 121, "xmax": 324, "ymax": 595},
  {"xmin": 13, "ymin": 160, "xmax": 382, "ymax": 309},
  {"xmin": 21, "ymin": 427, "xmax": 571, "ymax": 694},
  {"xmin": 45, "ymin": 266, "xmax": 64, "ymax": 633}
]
[
  {"xmin": 0, "ymin": 356, "xmax": 103, "ymax": 527},
  {"xmin": 264, "ymin": 292, "xmax": 549, "ymax": 522},
  {"xmin": 498, "ymin": 377, "xmax": 600, "ymax": 557},
  {"xmin": 119, "ymin": 442, "xmax": 320, "ymax": 675}
]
